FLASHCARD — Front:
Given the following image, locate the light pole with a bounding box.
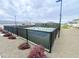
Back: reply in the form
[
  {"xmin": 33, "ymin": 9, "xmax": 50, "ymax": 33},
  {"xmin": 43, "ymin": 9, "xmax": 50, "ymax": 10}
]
[
  {"xmin": 56, "ymin": 0, "xmax": 62, "ymax": 37},
  {"xmin": 15, "ymin": 15, "xmax": 17, "ymax": 26},
  {"xmin": 15, "ymin": 15, "xmax": 18, "ymax": 35}
]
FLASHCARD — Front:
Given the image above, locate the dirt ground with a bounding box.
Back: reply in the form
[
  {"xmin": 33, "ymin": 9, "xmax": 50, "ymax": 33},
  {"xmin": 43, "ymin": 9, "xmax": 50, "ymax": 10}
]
[
  {"xmin": 0, "ymin": 28, "xmax": 79, "ymax": 58},
  {"xmin": 47, "ymin": 28, "xmax": 79, "ymax": 58}
]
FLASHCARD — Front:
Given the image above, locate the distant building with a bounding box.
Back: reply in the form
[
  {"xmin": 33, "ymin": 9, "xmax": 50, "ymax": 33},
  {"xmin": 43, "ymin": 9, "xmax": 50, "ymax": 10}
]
[{"xmin": 68, "ymin": 19, "xmax": 79, "ymax": 28}]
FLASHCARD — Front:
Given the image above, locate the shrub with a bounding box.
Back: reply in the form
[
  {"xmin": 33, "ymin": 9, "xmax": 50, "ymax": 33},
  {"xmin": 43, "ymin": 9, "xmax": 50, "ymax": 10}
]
[
  {"xmin": 8, "ymin": 35, "xmax": 16, "ymax": 39},
  {"xmin": 0, "ymin": 28, "xmax": 3, "ymax": 32},
  {"xmin": 2, "ymin": 30, "xmax": 8, "ymax": 34},
  {"xmin": 18, "ymin": 42, "xmax": 30, "ymax": 50},
  {"xmin": 3, "ymin": 33, "xmax": 12, "ymax": 37},
  {"xmin": 62, "ymin": 24, "xmax": 71, "ymax": 29},
  {"xmin": 27, "ymin": 45, "xmax": 47, "ymax": 58}
]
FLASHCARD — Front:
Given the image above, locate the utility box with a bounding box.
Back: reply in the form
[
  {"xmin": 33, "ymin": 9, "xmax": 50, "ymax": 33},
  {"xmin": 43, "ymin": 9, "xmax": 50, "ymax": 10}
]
[{"xmin": 25, "ymin": 27, "xmax": 58, "ymax": 53}]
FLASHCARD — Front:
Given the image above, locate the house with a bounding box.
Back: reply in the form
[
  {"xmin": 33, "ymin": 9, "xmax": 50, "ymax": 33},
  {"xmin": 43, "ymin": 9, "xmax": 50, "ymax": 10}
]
[{"xmin": 68, "ymin": 19, "xmax": 79, "ymax": 28}]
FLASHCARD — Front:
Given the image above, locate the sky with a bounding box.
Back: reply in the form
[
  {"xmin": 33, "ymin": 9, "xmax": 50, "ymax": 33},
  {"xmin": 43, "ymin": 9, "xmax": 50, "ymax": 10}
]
[{"xmin": 0, "ymin": 0, "xmax": 79, "ymax": 23}]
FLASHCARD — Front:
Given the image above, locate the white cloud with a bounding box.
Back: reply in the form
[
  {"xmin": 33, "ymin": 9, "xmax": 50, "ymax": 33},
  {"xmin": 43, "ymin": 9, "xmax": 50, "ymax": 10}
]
[
  {"xmin": 0, "ymin": 9, "xmax": 9, "ymax": 16},
  {"xmin": 0, "ymin": 0, "xmax": 79, "ymax": 23},
  {"xmin": 0, "ymin": 9, "xmax": 5, "ymax": 15}
]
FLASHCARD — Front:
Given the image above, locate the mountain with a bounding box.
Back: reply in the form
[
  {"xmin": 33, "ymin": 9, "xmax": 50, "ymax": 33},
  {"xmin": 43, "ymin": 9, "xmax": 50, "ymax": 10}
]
[
  {"xmin": 73, "ymin": 19, "xmax": 79, "ymax": 22},
  {"xmin": 0, "ymin": 20, "xmax": 23, "ymax": 24},
  {"xmin": 68, "ymin": 19, "xmax": 79, "ymax": 24}
]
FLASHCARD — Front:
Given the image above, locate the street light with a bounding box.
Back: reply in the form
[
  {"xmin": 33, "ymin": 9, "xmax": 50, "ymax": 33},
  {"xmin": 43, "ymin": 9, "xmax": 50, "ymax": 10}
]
[
  {"xmin": 14, "ymin": 15, "xmax": 18, "ymax": 35},
  {"xmin": 15, "ymin": 15, "xmax": 17, "ymax": 26},
  {"xmin": 56, "ymin": 0, "xmax": 62, "ymax": 37}
]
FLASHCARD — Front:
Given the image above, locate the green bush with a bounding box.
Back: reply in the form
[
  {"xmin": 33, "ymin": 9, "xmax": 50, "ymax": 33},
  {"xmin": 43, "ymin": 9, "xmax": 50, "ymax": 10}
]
[{"xmin": 62, "ymin": 24, "xmax": 71, "ymax": 29}]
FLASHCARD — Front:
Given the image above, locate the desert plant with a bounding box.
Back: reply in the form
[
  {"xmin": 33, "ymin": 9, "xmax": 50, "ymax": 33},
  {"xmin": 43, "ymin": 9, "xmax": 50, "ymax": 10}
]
[
  {"xmin": 18, "ymin": 42, "xmax": 30, "ymax": 50},
  {"xmin": 2, "ymin": 30, "xmax": 8, "ymax": 34},
  {"xmin": 3, "ymin": 33, "xmax": 12, "ymax": 37},
  {"xmin": 62, "ymin": 24, "xmax": 71, "ymax": 29},
  {"xmin": 0, "ymin": 28, "xmax": 3, "ymax": 32},
  {"xmin": 8, "ymin": 35, "xmax": 16, "ymax": 39},
  {"xmin": 27, "ymin": 45, "xmax": 47, "ymax": 58}
]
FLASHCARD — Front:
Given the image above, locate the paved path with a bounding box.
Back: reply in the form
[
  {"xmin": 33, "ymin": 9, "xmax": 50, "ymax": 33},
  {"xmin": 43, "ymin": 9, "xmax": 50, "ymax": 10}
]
[
  {"xmin": 0, "ymin": 34, "xmax": 32, "ymax": 58},
  {"xmin": 0, "ymin": 28, "xmax": 79, "ymax": 58}
]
